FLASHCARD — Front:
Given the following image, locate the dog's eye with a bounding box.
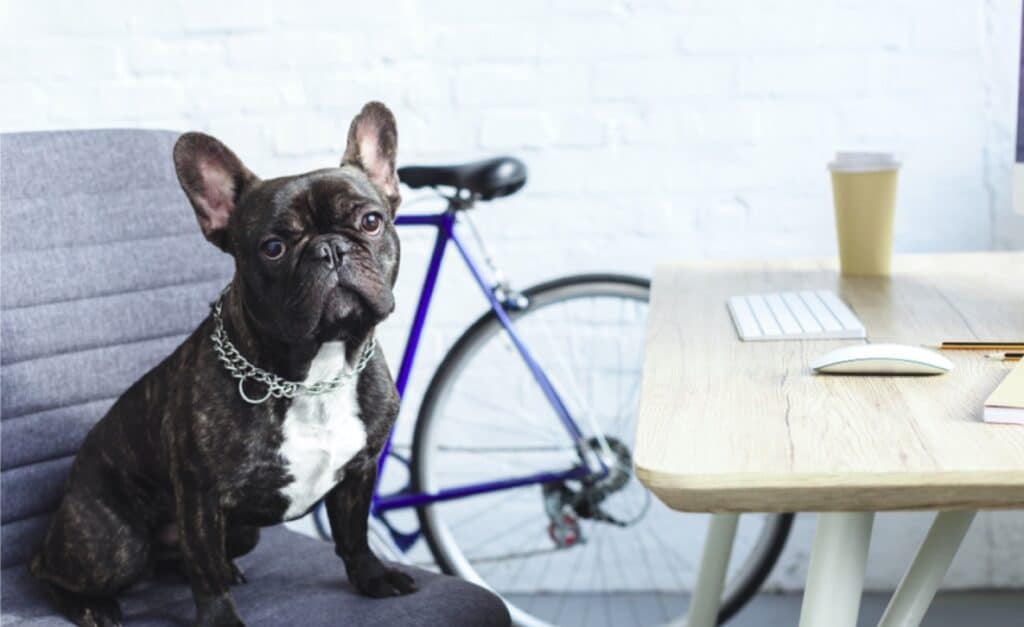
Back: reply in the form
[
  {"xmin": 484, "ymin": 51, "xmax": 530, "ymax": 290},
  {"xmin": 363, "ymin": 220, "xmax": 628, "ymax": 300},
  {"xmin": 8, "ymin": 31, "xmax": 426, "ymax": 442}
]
[
  {"xmin": 360, "ymin": 212, "xmax": 384, "ymax": 235},
  {"xmin": 260, "ymin": 238, "xmax": 286, "ymax": 259}
]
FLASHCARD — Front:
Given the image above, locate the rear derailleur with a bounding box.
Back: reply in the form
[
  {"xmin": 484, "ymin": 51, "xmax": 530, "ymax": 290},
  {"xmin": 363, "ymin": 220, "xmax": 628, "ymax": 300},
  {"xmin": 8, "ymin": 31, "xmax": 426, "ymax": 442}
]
[{"xmin": 542, "ymin": 436, "xmax": 633, "ymax": 548}]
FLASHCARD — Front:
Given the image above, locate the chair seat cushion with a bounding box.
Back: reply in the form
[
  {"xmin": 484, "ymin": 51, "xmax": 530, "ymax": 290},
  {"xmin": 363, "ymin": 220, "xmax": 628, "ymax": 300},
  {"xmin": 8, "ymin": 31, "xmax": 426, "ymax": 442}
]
[{"xmin": 0, "ymin": 526, "xmax": 510, "ymax": 627}]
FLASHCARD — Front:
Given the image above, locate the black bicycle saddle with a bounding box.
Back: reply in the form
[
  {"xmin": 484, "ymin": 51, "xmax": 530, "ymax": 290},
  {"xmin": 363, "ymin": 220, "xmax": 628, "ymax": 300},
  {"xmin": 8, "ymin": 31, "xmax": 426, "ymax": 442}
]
[{"xmin": 398, "ymin": 156, "xmax": 527, "ymax": 201}]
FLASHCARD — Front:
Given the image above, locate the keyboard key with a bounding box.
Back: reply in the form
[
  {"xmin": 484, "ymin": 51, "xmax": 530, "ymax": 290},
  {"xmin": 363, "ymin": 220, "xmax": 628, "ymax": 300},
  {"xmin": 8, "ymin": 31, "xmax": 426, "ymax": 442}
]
[
  {"xmin": 765, "ymin": 293, "xmax": 802, "ymax": 336},
  {"xmin": 816, "ymin": 290, "xmax": 863, "ymax": 330},
  {"xmin": 727, "ymin": 296, "xmax": 761, "ymax": 339},
  {"xmin": 781, "ymin": 292, "xmax": 823, "ymax": 333},
  {"xmin": 747, "ymin": 294, "xmax": 782, "ymax": 336},
  {"xmin": 799, "ymin": 291, "xmax": 843, "ymax": 332}
]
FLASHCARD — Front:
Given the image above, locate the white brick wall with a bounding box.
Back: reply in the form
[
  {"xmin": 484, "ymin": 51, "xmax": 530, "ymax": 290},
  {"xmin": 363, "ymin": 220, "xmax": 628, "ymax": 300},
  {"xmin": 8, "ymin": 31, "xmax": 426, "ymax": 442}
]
[{"xmin": 4, "ymin": 0, "xmax": 1024, "ymax": 592}]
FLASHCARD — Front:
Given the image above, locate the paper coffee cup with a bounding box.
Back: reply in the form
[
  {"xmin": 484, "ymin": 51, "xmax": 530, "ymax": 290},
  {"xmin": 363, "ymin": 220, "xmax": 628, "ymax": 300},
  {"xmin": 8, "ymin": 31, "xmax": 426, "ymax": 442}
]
[{"xmin": 828, "ymin": 152, "xmax": 899, "ymax": 276}]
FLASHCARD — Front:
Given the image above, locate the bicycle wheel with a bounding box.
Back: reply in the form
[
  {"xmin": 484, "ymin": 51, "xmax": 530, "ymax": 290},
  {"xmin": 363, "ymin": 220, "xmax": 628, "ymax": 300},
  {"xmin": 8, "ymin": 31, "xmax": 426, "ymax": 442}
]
[{"xmin": 411, "ymin": 274, "xmax": 792, "ymax": 627}]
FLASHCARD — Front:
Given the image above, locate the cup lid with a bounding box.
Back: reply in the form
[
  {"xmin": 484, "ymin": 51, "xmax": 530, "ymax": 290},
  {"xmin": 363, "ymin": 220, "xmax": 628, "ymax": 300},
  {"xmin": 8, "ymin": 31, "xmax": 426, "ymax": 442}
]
[{"xmin": 828, "ymin": 151, "xmax": 900, "ymax": 172}]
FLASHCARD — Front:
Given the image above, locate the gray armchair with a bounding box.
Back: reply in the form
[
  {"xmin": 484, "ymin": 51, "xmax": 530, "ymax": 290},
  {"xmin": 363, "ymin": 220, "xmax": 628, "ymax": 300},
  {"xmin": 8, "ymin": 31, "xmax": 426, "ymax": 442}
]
[{"xmin": 0, "ymin": 130, "xmax": 510, "ymax": 626}]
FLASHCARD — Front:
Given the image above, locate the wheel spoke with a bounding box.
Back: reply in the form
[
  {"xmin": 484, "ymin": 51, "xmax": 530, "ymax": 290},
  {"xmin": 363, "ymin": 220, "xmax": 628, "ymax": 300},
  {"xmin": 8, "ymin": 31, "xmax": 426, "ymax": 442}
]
[
  {"xmin": 648, "ymin": 516, "xmax": 693, "ymax": 592},
  {"xmin": 438, "ymin": 413, "xmax": 567, "ymax": 447},
  {"xmin": 527, "ymin": 299, "xmax": 619, "ymax": 459},
  {"xmin": 447, "ymin": 389, "xmax": 569, "ymax": 443},
  {"xmin": 447, "ymin": 491, "xmax": 522, "ymax": 531},
  {"xmin": 463, "ymin": 510, "xmax": 545, "ymax": 559}
]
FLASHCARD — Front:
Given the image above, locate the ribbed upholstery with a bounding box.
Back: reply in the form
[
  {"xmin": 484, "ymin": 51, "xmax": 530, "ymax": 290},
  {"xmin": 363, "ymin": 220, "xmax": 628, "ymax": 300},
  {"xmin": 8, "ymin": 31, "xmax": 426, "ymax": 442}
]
[
  {"xmin": 1, "ymin": 130, "xmax": 233, "ymax": 568},
  {"xmin": 0, "ymin": 130, "xmax": 510, "ymax": 626}
]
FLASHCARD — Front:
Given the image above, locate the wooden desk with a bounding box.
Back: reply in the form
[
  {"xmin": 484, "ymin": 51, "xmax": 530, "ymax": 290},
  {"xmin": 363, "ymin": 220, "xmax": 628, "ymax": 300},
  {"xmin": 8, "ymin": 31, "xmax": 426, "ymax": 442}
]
[{"xmin": 634, "ymin": 252, "xmax": 1024, "ymax": 627}]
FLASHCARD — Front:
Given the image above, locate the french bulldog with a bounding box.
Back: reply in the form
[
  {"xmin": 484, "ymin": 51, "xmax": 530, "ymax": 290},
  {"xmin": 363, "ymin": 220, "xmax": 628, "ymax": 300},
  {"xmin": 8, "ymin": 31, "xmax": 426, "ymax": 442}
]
[{"xmin": 30, "ymin": 101, "xmax": 413, "ymax": 627}]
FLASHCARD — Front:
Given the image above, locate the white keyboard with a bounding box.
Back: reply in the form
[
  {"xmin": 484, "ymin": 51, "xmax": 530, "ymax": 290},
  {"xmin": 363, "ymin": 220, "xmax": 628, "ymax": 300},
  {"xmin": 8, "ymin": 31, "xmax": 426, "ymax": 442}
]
[{"xmin": 727, "ymin": 290, "xmax": 866, "ymax": 341}]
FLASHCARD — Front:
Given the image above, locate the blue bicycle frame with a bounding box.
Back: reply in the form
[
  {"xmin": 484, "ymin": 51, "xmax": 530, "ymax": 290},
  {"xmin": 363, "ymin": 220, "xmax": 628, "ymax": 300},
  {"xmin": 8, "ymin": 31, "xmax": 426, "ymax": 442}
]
[{"xmin": 371, "ymin": 210, "xmax": 603, "ymax": 516}]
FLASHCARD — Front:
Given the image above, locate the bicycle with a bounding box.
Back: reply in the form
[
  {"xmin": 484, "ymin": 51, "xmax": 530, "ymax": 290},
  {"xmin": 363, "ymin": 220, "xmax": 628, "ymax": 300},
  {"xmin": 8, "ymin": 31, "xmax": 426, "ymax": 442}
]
[{"xmin": 313, "ymin": 156, "xmax": 794, "ymax": 626}]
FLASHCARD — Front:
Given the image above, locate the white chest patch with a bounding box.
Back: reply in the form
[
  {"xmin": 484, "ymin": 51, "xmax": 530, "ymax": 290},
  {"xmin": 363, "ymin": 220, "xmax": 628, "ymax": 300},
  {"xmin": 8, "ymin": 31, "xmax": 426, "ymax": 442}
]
[{"xmin": 278, "ymin": 342, "xmax": 366, "ymax": 519}]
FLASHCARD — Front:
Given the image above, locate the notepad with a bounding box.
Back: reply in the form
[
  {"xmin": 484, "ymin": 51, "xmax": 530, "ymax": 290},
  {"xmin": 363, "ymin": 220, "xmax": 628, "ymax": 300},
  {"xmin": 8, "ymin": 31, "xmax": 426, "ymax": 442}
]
[{"xmin": 984, "ymin": 360, "xmax": 1024, "ymax": 424}]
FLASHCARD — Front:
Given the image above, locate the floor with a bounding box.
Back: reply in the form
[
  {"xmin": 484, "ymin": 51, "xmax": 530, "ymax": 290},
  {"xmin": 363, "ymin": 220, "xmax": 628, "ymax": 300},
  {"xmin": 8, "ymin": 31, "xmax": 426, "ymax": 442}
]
[{"xmin": 503, "ymin": 590, "xmax": 1024, "ymax": 626}]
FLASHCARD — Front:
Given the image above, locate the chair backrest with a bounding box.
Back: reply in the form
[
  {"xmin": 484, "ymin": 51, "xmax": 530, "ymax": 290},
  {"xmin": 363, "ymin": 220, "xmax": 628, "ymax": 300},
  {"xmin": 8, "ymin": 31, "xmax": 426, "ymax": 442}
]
[{"xmin": 1, "ymin": 130, "xmax": 233, "ymax": 567}]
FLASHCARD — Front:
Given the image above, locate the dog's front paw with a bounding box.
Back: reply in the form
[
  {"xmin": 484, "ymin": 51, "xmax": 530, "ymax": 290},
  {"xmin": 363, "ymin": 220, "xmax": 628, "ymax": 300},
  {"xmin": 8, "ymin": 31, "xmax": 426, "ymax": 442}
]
[
  {"xmin": 354, "ymin": 567, "xmax": 416, "ymax": 598},
  {"xmin": 348, "ymin": 557, "xmax": 417, "ymax": 598}
]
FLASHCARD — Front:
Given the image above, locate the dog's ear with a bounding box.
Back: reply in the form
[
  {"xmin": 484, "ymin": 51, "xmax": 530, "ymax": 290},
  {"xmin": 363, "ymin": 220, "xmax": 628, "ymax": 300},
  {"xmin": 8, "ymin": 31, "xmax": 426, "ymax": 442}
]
[
  {"xmin": 173, "ymin": 132, "xmax": 258, "ymax": 252},
  {"xmin": 342, "ymin": 101, "xmax": 400, "ymax": 212}
]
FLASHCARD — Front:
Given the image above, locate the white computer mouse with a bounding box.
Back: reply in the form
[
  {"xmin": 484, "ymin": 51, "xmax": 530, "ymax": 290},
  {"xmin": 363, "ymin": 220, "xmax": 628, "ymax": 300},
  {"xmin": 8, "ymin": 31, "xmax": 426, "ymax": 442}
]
[{"xmin": 810, "ymin": 344, "xmax": 954, "ymax": 375}]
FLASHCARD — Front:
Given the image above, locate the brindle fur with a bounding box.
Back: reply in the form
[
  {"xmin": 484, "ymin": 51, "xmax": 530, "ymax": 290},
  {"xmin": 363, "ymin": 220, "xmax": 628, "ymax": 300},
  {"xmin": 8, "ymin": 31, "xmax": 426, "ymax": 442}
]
[{"xmin": 30, "ymin": 102, "xmax": 414, "ymax": 627}]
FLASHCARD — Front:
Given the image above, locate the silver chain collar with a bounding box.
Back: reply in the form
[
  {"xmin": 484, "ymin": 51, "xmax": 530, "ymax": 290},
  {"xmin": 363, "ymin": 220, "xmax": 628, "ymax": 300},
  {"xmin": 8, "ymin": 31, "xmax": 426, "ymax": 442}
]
[{"xmin": 210, "ymin": 286, "xmax": 376, "ymax": 404}]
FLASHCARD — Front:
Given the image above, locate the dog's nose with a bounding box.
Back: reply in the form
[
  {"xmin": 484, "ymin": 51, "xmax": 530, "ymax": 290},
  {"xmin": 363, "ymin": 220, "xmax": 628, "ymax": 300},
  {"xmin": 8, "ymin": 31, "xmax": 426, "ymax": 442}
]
[
  {"xmin": 312, "ymin": 236, "xmax": 352, "ymax": 268},
  {"xmin": 314, "ymin": 241, "xmax": 335, "ymax": 268}
]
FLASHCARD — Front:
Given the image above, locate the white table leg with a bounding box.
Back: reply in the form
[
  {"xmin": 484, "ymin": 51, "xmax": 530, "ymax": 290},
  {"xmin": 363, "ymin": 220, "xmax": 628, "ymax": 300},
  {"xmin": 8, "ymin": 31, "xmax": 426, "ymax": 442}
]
[
  {"xmin": 876, "ymin": 511, "xmax": 976, "ymax": 627},
  {"xmin": 798, "ymin": 512, "xmax": 875, "ymax": 627},
  {"xmin": 685, "ymin": 513, "xmax": 740, "ymax": 627}
]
